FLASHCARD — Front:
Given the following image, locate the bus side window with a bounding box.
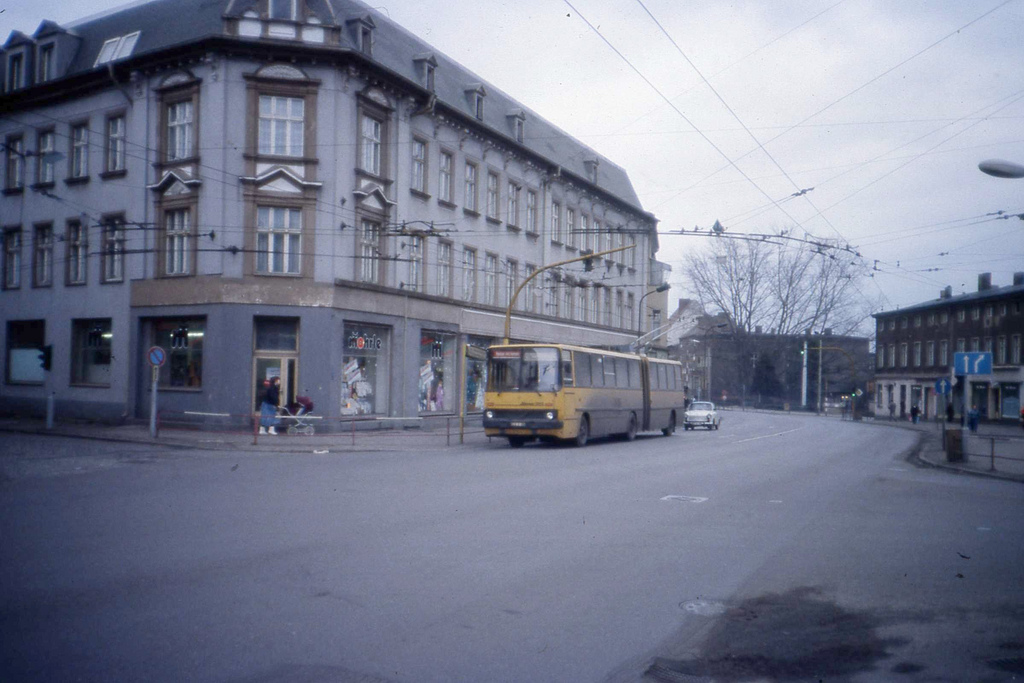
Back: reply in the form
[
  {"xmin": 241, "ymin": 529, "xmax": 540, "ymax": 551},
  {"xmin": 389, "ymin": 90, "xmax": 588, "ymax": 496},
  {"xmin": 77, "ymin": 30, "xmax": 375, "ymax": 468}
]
[
  {"xmin": 603, "ymin": 356, "xmax": 616, "ymax": 386},
  {"xmin": 576, "ymin": 352, "xmax": 592, "ymax": 387},
  {"xmin": 616, "ymin": 358, "xmax": 630, "ymax": 388},
  {"xmin": 629, "ymin": 359, "xmax": 642, "ymax": 388},
  {"xmin": 658, "ymin": 364, "xmax": 668, "ymax": 390},
  {"xmin": 591, "ymin": 355, "xmax": 604, "ymax": 387},
  {"xmin": 561, "ymin": 350, "xmax": 574, "ymax": 387},
  {"xmin": 651, "ymin": 363, "xmax": 660, "ymax": 390}
]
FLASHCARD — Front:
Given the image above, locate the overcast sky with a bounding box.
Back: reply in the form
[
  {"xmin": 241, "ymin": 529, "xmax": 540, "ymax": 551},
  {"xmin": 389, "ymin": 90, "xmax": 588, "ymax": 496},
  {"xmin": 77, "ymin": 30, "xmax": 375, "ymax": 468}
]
[{"xmin": 4, "ymin": 0, "xmax": 1023, "ymax": 318}]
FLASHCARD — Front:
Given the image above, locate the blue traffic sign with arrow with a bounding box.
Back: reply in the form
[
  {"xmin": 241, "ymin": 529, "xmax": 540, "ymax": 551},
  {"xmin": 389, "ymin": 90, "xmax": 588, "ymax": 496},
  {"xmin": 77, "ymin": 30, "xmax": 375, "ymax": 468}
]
[
  {"xmin": 953, "ymin": 351, "xmax": 992, "ymax": 375},
  {"xmin": 934, "ymin": 377, "xmax": 952, "ymax": 395}
]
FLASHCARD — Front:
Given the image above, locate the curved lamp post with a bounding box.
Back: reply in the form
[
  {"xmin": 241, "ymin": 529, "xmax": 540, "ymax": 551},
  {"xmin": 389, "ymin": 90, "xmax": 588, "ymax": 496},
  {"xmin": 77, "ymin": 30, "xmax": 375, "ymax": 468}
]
[{"xmin": 637, "ymin": 283, "xmax": 670, "ymax": 340}]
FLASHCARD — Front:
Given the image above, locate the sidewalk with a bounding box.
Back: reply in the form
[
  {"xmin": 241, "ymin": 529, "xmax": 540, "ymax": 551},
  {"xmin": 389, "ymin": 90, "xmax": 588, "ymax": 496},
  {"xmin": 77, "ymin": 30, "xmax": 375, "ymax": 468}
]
[
  {"xmin": 0, "ymin": 415, "xmax": 496, "ymax": 454},
  {"xmin": 876, "ymin": 416, "xmax": 1024, "ymax": 482}
]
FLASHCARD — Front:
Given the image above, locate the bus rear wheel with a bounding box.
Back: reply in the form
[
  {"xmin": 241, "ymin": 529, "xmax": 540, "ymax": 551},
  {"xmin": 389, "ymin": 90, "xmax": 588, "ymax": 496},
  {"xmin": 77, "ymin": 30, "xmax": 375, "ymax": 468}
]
[
  {"xmin": 574, "ymin": 416, "xmax": 589, "ymax": 447},
  {"xmin": 624, "ymin": 413, "xmax": 637, "ymax": 441},
  {"xmin": 662, "ymin": 412, "xmax": 676, "ymax": 436}
]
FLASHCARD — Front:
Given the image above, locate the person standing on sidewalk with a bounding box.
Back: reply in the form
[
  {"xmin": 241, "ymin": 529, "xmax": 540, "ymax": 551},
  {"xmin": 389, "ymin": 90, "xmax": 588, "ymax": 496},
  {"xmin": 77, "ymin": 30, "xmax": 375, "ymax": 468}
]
[
  {"xmin": 889, "ymin": 401, "xmax": 896, "ymax": 421},
  {"xmin": 260, "ymin": 376, "xmax": 282, "ymax": 435},
  {"xmin": 968, "ymin": 404, "xmax": 980, "ymax": 433},
  {"xmin": 946, "ymin": 402, "xmax": 955, "ymax": 423}
]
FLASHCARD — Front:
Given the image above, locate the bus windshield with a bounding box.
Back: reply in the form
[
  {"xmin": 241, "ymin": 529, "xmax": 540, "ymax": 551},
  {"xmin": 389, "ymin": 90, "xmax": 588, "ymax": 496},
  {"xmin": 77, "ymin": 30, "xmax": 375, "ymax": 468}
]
[{"xmin": 487, "ymin": 347, "xmax": 561, "ymax": 392}]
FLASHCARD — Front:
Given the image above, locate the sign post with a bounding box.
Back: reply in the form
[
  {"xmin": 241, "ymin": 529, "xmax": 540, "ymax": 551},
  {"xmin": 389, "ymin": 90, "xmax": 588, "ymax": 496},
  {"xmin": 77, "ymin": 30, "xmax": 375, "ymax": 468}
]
[
  {"xmin": 953, "ymin": 352, "xmax": 992, "ymax": 459},
  {"xmin": 147, "ymin": 346, "xmax": 167, "ymax": 438}
]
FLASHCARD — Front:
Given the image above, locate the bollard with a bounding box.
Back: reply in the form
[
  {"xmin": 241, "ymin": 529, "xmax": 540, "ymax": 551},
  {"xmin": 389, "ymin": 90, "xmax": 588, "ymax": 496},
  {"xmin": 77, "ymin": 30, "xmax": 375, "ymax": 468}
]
[
  {"xmin": 447, "ymin": 417, "xmax": 451, "ymax": 447},
  {"xmin": 46, "ymin": 391, "xmax": 54, "ymax": 430},
  {"xmin": 252, "ymin": 412, "xmax": 259, "ymax": 446},
  {"xmin": 990, "ymin": 437, "xmax": 996, "ymax": 472}
]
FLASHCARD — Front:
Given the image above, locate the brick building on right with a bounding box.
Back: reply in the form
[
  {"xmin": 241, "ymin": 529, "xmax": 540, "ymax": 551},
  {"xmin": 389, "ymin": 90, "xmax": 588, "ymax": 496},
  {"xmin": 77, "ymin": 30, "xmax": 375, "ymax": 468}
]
[{"xmin": 873, "ymin": 272, "xmax": 1024, "ymax": 421}]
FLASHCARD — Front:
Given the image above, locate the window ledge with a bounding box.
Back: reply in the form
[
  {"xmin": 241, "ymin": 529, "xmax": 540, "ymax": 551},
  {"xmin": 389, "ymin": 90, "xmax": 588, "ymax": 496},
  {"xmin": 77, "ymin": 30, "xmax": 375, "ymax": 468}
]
[
  {"xmin": 485, "ymin": 216, "xmax": 501, "ymax": 226},
  {"xmin": 156, "ymin": 386, "xmax": 204, "ymax": 393},
  {"xmin": 65, "ymin": 281, "xmax": 87, "ymax": 287},
  {"xmin": 70, "ymin": 383, "xmax": 113, "ymax": 389},
  {"xmin": 438, "ymin": 199, "xmax": 457, "ymax": 210},
  {"xmin": 506, "ymin": 224, "xmax": 521, "ymax": 234},
  {"xmin": 155, "ymin": 156, "xmax": 201, "ymax": 169},
  {"xmin": 30, "ymin": 181, "xmax": 55, "ymax": 191},
  {"xmin": 551, "ymin": 239, "xmax": 564, "ymax": 247},
  {"xmin": 5, "ymin": 381, "xmax": 42, "ymax": 386},
  {"xmin": 463, "ymin": 208, "xmax": 480, "ymax": 218},
  {"xmin": 410, "ymin": 188, "xmax": 431, "ymax": 201},
  {"xmin": 65, "ymin": 176, "xmax": 90, "ymax": 186},
  {"xmin": 255, "ymin": 272, "xmax": 303, "ymax": 278},
  {"xmin": 3, "ymin": 186, "xmax": 25, "ymax": 196},
  {"xmin": 100, "ymin": 278, "xmax": 125, "ymax": 285},
  {"xmin": 99, "ymin": 169, "xmax": 128, "ymax": 180}
]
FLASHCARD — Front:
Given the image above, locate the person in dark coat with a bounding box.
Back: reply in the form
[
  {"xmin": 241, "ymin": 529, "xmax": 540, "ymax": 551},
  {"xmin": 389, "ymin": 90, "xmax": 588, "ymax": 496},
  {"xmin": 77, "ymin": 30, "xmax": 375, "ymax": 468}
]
[
  {"xmin": 946, "ymin": 402, "xmax": 955, "ymax": 423},
  {"xmin": 260, "ymin": 376, "xmax": 281, "ymax": 435}
]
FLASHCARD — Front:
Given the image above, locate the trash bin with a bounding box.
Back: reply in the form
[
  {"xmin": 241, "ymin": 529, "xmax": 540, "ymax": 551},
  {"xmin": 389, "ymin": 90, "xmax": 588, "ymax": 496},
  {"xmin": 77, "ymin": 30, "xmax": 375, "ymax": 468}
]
[{"xmin": 944, "ymin": 428, "xmax": 963, "ymax": 462}]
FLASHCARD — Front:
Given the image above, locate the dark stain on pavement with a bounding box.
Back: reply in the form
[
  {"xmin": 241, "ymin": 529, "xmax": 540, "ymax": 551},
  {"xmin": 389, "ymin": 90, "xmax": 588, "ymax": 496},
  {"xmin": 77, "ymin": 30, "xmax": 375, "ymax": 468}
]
[{"xmin": 646, "ymin": 587, "xmax": 909, "ymax": 682}]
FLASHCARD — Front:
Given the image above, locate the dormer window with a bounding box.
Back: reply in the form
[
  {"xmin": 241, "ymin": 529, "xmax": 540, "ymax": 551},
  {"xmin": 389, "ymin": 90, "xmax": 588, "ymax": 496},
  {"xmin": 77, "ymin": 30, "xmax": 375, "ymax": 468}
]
[
  {"xmin": 465, "ymin": 84, "xmax": 486, "ymax": 121},
  {"xmin": 7, "ymin": 52, "xmax": 24, "ymax": 91},
  {"xmin": 584, "ymin": 158, "xmax": 600, "ymax": 184},
  {"xmin": 37, "ymin": 44, "xmax": 54, "ymax": 82},
  {"xmin": 94, "ymin": 31, "xmax": 140, "ymax": 66},
  {"xmin": 414, "ymin": 53, "xmax": 438, "ymax": 92},
  {"xmin": 507, "ymin": 109, "xmax": 526, "ymax": 143},
  {"xmin": 346, "ymin": 15, "xmax": 376, "ymax": 55},
  {"xmin": 269, "ymin": 0, "xmax": 297, "ymax": 20}
]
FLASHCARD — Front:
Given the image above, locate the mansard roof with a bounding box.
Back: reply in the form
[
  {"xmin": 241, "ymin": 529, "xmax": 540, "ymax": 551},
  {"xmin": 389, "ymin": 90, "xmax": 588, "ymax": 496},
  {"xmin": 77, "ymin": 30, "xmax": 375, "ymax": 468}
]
[{"xmin": 3, "ymin": 0, "xmax": 648, "ymax": 216}]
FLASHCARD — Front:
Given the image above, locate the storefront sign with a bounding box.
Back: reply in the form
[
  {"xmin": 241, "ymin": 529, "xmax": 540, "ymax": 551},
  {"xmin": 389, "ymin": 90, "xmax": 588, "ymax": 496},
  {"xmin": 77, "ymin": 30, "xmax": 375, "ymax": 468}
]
[{"xmin": 348, "ymin": 332, "xmax": 384, "ymax": 352}]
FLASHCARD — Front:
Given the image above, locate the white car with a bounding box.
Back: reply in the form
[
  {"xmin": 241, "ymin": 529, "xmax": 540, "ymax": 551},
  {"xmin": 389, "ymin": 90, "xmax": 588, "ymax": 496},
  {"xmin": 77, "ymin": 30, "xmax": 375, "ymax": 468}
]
[{"xmin": 683, "ymin": 401, "xmax": 721, "ymax": 430}]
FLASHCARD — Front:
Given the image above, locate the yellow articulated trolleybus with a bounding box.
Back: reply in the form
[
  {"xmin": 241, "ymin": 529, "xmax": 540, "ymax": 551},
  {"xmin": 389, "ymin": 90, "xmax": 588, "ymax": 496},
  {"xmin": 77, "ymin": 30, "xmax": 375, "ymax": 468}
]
[{"xmin": 482, "ymin": 343, "xmax": 687, "ymax": 447}]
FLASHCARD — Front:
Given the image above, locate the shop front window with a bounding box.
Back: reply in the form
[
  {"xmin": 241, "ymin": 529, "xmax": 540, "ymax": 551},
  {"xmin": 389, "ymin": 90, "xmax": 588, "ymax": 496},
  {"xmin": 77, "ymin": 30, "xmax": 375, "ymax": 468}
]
[
  {"xmin": 71, "ymin": 319, "xmax": 112, "ymax": 386},
  {"xmin": 342, "ymin": 324, "xmax": 389, "ymax": 415},
  {"xmin": 153, "ymin": 318, "xmax": 204, "ymax": 388},
  {"xmin": 420, "ymin": 331, "xmax": 455, "ymax": 413},
  {"xmin": 465, "ymin": 335, "xmax": 493, "ymax": 413},
  {"xmin": 5, "ymin": 320, "xmax": 45, "ymax": 384}
]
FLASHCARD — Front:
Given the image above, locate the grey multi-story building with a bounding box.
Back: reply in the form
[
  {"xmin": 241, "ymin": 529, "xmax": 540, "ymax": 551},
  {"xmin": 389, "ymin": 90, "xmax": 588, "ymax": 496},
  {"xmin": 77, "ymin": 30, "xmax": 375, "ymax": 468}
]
[
  {"xmin": 873, "ymin": 272, "xmax": 1024, "ymax": 421},
  {"xmin": 1, "ymin": 0, "xmax": 666, "ymax": 425}
]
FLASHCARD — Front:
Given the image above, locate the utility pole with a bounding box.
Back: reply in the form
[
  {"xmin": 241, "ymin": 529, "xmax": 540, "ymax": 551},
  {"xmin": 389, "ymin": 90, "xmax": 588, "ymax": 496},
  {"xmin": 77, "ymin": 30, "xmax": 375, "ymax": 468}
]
[
  {"xmin": 817, "ymin": 337, "xmax": 823, "ymax": 414},
  {"xmin": 801, "ymin": 340, "xmax": 808, "ymax": 408}
]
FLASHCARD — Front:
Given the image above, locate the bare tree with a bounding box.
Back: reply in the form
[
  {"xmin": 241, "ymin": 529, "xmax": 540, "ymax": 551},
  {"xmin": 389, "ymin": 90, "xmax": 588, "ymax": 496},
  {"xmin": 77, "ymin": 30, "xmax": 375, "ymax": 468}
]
[{"xmin": 683, "ymin": 237, "xmax": 874, "ymax": 336}]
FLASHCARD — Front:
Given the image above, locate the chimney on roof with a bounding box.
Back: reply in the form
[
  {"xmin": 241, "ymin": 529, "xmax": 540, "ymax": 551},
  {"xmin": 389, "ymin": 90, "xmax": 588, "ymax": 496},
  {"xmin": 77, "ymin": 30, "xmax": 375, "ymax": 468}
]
[
  {"xmin": 824, "ymin": 328, "xmax": 833, "ymax": 336},
  {"xmin": 755, "ymin": 325, "xmax": 763, "ymax": 334},
  {"xmin": 940, "ymin": 285, "xmax": 952, "ymax": 299},
  {"xmin": 979, "ymin": 272, "xmax": 992, "ymax": 291},
  {"xmin": 1014, "ymin": 272, "xmax": 1024, "ymax": 286}
]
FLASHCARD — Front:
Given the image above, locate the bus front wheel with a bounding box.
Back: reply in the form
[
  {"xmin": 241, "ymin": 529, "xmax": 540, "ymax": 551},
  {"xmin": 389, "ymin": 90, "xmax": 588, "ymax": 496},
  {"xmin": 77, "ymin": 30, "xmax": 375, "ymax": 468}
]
[
  {"xmin": 508, "ymin": 436, "xmax": 527, "ymax": 448},
  {"xmin": 574, "ymin": 416, "xmax": 589, "ymax": 447},
  {"xmin": 624, "ymin": 413, "xmax": 637, "ymax": 442}
]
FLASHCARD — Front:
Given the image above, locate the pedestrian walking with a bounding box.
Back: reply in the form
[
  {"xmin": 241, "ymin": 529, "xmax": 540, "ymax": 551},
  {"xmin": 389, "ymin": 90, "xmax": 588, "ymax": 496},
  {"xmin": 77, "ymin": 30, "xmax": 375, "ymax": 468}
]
[
  {"xmin": 260, "ymin": 376, "xmax": 282, "ymax": 435},
  {"xmin": 910, "ymin": 404, "xmax": 920, "ymax": 424},
  {"xmin": 967, "ymin": 404, "xmax": 980, "ymax": 433},
  {"xmin": 946, "ymin": 402, "xmax": 955, "ymax": 423},
  {"xmin": 888, "ymin": 401, "xmax": 896, "ymax": 421}
]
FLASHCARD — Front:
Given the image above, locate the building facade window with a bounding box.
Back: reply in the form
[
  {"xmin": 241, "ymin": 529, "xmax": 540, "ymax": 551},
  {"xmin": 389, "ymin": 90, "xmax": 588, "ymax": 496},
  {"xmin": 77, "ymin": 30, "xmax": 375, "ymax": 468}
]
[
  {"xmin": 913, "ymin": 341, "xmax": 921, "ymax": 367},
  {"xmin": 66, "ymin": 220, "xmax": 87, "ymax": 285},
  {"xmin": 360, "ymin": 113, "xmax": 383, "ymax": 175},
  {"xmin": 38, "ymin": 44, "xmax": 54, "ymax": 82},
  {"xmin": 506, "ymin": 182, "xmax": 520, "ymax": 227},
  {"xmin": 406, "ymin": 235, "xmax": 423, "ymax": 292},
  {"xmin": 359, "ymin": 218, "xmax": 382, "ymax": 284},
  {"xmin": 153, "ymin": 318, "xmax": 204, "ymax": 388},
  {"xmin": 71, "ymin": 318, "xmax": 113, "ymax": 386},
  {"xmin": 437, "ymin": 241, "xmax": 451, "ymax": 297},
  {"xmin": 970, "ymin": 337, "xmax": 979, "ymax": 352},
  {"xmin": 887, "ymin": 343, "xmax": 895, "ymax": 368},
  {"xmin": 438, "ymin": 151, "xmax": 452, "ymax": 203},
  {"xmin": 581, "ymin": 214, "xmax": 590, "ymax": 251},
  {"xmin": 257, "ymin": 206, "xmax": 301, "ymax": 275},
  {"xmin": 269, "ymin": 0, "xmax": 296, "ymax": 19},
  {"xmin": 105, "ymin": 114, "xmax": 127, "ymax": 173},
  {"xmin": 926, "ymin": 341, "xmax": 935, "ymax": 366},
  {"xmin": 956, "ymin": 338, "xmax": 965, "ymax": 353},
  {"xmin": 164, "ymin": 208, "xmax": 193, "ymax": 276},
  {"xmin": 550, "ymin": 200, "xmax": 562, "ymax": 242},
  {"xmin": 566, "ymin": 208, "xmax": 576, "ymax": 249},
  {"xmin": 626, "ymin": 293, "xmax": 635, "ymax": 330},
  {"xmin": 166, "ymin": 101, "xmax": 194, "ymax": 161},
  {"xmin": 3, "ymin": 228, "xmax": 21, "ymax": 289},
  {"xmin": 36, "ymin": 130, "xmax": 55, "ymax": 185},
  {"xmin": 7, "ymin": 53, "xmax": 24, "ymax": 91},
  {"xmin": 484, "ymin": 253, "xmax": 498, "ymax": 305},
  {"xmin": 939, "ymin": 339, "xmax": 949, "ymax": 366},
  {"xmin": 997, "ymin": 336, "xmax": 1007, "ymax": 364},
  {"xmin": 5, "ymin": 136, "xmax": 24, "ymax": 190},
  {"xmin": 411, "ymin": 138, "xmax": 427, "ymax": 194},
  {"xmin": 70, "ymin": 123, "xmax": 89, "ymax": 178},
  {"xmin": 526, "ymin": 189, "xmax": 537, "ymax": 233},
  {"xmin": 259, "ymin": 95, "xmax": 304, "ymax": 157},
  {"xmin": 462, "ymin": 248, "xmax": 476, "ymax": 302},
  {"xmin": 5, "ymin": 319, "xmax": 44, "ymax": 384},
  {"xmin": 101, "ymin": 217, "xmax": 125, "ymax": 283},
  {"xmin": 899, "ymin": 343, "xmax": 908, "ymax": 367},
  {"xmin": 464, "ymin": 162, "xmax": 478, "ymax": 212},
  {"xmin": 604, "ymin": 288, "xmax": 613, "ymax": 326},
  {"xmin": 33, "ymin": 224, "xmax": 53, "ymax": 287},
  {"xmin": 616, "ymin": 290, "xmax": 625, "ymax": 328},
  {"xmin": 940, "ymin": 311, "xmax": 948, "ymax": 324},
  {"xmin": 524, "ymin": 264, "xmax": 536, "ymax": 313},
  {"xmin": 343, "ymin": 324, "xmax": 390, "ymax": 416},
  {"xmin": 971, "ymin": 307, "xmax": 980, "ymax": 321},
  {"xmin": 1011, "ymin": 334, "xmax": 1021, "ymax": 364},
  {"xmin": 505, "ymin": 259, "xmax": 518, "ymax": 309},
  {"xmin": 486, "ymin": 172, "xmax": 499, "ymax": 220}
]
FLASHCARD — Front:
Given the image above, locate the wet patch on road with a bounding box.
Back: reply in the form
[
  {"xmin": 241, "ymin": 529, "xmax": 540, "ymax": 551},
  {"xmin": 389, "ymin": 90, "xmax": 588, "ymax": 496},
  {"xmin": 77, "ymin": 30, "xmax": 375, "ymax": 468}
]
[{"xmin": 647, "ymin": 587, "xmax": 909, "ymax": 682}]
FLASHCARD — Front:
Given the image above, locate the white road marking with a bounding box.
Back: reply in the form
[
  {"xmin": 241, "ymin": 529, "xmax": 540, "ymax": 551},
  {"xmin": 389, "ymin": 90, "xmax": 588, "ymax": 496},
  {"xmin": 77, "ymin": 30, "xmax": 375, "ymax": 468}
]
[
  {"xmin": 978, "ymin": 527, "xmax": 991, "ymax": 532},
  {"xmin": 768, "ymin": 500, "xmax": 783, "ymax": 504},
  {"xmin": 888, "ymin": 467, "xmax": 907, "ymax": 472},
  {"xmin": 661, "ymin": 495, "xmax": 709, "ymax": 503},
  {"xmin": 734, "ymin": 427, "xmax": 802, "ymax": 444}
]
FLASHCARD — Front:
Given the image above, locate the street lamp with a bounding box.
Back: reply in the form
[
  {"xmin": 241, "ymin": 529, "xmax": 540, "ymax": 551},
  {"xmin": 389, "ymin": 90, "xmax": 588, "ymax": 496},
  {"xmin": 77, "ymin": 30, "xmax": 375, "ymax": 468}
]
[
  {"xmin": 637, "ymin": 283, "xmax": 670, "ymax": 339},
  {"xmin": 979, "ymin": 159, "xmax": 1024, "ymax": 179},
  {"xmin": 701, "ymin": 322, "xmax": 728, "ymax": 401}
]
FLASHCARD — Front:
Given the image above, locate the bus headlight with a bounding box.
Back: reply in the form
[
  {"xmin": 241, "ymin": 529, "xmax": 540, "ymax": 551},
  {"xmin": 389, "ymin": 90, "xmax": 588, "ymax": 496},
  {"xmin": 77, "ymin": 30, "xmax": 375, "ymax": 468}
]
[
  {"xmin": 485, "ymin": 410, "xmax": 494, "ymax": 419},
  {"xmin": 546, "ymin": 411, "xmax": 555, "ymax": 420}
]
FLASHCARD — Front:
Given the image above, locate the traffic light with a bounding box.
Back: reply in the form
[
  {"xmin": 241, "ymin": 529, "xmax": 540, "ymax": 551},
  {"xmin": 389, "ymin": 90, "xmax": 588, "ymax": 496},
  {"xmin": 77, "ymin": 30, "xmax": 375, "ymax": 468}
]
[
  {"xmin": 38, "ymin": 344, "xmax": 52, "ymax": 371},
  {"xmin": 581, "ymin": 249, "xmax": 595, "ymax": 272}
]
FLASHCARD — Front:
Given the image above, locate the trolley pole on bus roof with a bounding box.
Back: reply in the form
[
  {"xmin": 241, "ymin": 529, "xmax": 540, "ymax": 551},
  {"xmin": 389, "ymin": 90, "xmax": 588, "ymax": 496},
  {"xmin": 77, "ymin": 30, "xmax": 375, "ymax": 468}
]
[{"xmin": 502, "ymin": 245, "xmax": 633, "ymax": 344}]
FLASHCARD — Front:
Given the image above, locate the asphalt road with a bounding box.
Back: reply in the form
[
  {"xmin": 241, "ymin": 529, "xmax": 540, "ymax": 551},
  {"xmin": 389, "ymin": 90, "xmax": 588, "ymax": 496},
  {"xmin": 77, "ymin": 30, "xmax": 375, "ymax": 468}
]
[{"xmin": 2, "ymin": 413, "xmax": 1023, "ymax": 683}]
